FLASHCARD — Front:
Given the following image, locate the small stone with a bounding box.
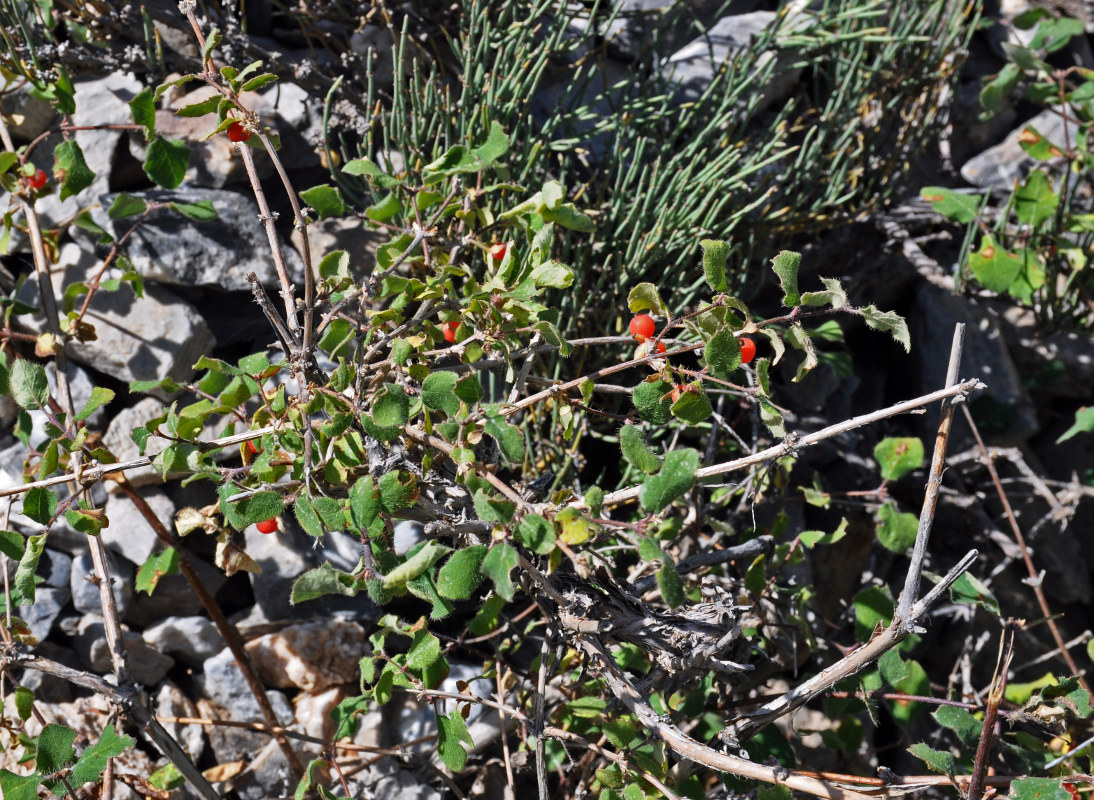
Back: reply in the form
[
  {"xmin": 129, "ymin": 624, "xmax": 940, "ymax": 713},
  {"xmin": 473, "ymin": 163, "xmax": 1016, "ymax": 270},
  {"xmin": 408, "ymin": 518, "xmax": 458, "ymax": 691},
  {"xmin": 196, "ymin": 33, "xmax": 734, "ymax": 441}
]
[
  {"xmin": 294, "ymin": 685, "xmax": 352, "ymax": 740},
  {"xmin": 200, "ymin": 647, "xmax": 294, "ymax": 725},
  {"xmin": 73, "ymin": 615, "xmax": 174, "ymax": 686},
  {"xmin": 245, "ymin": 618, "xmax": 365, "ymax": 692},
  {"xmin": 144, "ymin": 615, "xmax": 223, "ymax": 666}
]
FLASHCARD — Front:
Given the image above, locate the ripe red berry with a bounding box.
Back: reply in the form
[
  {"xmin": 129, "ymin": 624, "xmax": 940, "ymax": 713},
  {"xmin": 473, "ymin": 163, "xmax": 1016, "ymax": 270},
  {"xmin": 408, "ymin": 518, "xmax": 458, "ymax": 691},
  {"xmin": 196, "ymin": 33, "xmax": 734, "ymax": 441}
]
[
  {"xmin": 256, "ymin": 518, "xmax": 278, "ymax": 534},
  {"xmin": 490, "ymin": 243, "xmax": 508, "ymax": 261},
  {"xmin": 739, "ymin": 336, "xmax": 756, "ymax": 364},
  {"xmin": 245, "ymin": 439, "xmax": 260, "ymax": 455},
  {"xmin": 442, "ymin": 320, "xmax": 460, "ymax": 344},
  {"xmin": 628, "ymin": 314, "xmax": 655, "ymax": 342},
  {"xmin": 227, "ymin": 121, "xmax": 251, "ymax": 143},
  {"xmin": 27, "ymin": 169, "xmax": 48, "ymax": 191}
]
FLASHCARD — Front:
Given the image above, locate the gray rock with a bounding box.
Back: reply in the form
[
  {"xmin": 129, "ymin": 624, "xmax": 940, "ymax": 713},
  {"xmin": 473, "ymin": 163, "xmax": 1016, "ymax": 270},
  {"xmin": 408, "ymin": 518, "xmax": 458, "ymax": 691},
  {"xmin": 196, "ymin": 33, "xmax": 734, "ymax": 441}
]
[
  {"xmin": 103, "ymin": 187, "xmax": 305, "ymax": 290},
  {"xmin": 911, "ymin": 283, "xmax": 1038, "ymax": 444},
  {"xmin": 197, "ymin": 697, "xmax": 268, "ymax": 766},
  {"xmin": 19, "ymin": 587, "xmax": 71, "ymax": 642},
  {"xmin": 200, "ymin": 647, "xmax": 294, "ymax": 726},
  {"xmin": 293, "ymin": 685, "xmax": 352, "ymax": 740},
  {"xmin": 143, "ymin": 615, "xmax": 223, "ymax": 666},
  {"xmin": 155, "ymin": 682, "xmax": 205, "ymax": 763},
  {"xmin": 960, "ymin": 107, "xmax": 1072, "ymax": 190},
  {"xmin": 101, "ymin": 488, "xmax": 174, "ymax": 567},
  {"xmin": 70, "ymin": 549, "xmax": 133, "ymax": 618},
  {"xmin": 102, "ymin": 397, "xmax": 170, "ymax": 489},
  {"xmin": 597, "ymin": 0, "xmax": 757, "ymax": 62},
  {"xmin": 663, "ymin": 8, "xmax": 806, "ymax": 118},
  {"xmin": 16, "ymin": 243, "xmax": 216, "ymax": 385},
  {"xmin": 290, "ymin": 216, "xmax": 382, "ymax": 281},
  {"xmin": 393, "ymin": 520, "xmax": 424, "ymax": 556},
  {"xmin": 73, "ymin": 615, "xmax": 175, "ymax": 685},
  {"xmin": 232, "ymin": 740, "xmax": 293, "ymax": 800},
  {"xmin": 245, "ymin": 618, "xmax": 365, "ymax": 692}
]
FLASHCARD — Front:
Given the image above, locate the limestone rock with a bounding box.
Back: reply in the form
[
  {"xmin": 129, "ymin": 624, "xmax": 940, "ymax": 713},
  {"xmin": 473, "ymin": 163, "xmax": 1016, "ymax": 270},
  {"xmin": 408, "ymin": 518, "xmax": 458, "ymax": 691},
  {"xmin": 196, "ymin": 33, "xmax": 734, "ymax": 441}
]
[
  {"xmin": 144, "ymin": 615, "xmax": 224, "ymax": 667},
  {"xmin": 245, "ymin": 618, "xmax": 365, "ymax": 692}
]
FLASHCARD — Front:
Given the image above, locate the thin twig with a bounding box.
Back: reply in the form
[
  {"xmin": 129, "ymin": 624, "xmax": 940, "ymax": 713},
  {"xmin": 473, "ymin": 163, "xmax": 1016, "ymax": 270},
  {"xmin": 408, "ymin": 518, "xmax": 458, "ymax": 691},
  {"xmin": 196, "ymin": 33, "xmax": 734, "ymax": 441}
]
[{"xmin": 896, "ymin": 323, "xmax": 965, "ymax": 629}]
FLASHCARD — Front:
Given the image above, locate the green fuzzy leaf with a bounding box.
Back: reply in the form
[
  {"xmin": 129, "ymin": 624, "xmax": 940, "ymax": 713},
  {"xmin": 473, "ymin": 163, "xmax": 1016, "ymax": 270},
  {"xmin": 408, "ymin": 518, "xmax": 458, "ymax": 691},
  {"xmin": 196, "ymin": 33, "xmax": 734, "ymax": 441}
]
[
  {"xmin": 920, "ymin": 186, "xmax": 982, "ymax": 224},
  {"xmin": 1028, "ymin": 16, "xmax": 1084, "ymax": 52},
  {"xmin": 1008, "ymin": 779, "xmax": 1072, "ymax": 800},
  {"xmin": 71, "ymin": 724, "xmax": 135, "ymax": 786},
  {"xmin": 75, "ymin": 386, "xmax": 114, "ymax": 421},
  {"xmin": 700, "ymin": 239, "xmax": 729, "ymax": 292},
  {"xmin": 875, "ymin": 502, "xmax": 918, "ymax": 553},
  {"xmin": 874, "ymin": 437, "xmax": 923, "ymax": 481},
  {"xmin": 1014, "ymin": 170, "xmax": 1058, "ymax": 227},
  {"xmin": 859, "ymin": 305, "xmax": 910, "ymax": 352},
  {"xmin": 704, "ymin": 329, "xmax": 741, "ymax": 379},
  {"xmin": 54, "ymin": 140, "xmax": 95, "ymax": 200},
  {"xmin": 293, "ymin": 495, "xmax": 324, "ymax": 538},
  {"xmin": 482, "ymin": 542, "xmax": 519, "ymax": 600},
  {"xmin": 0, "ymin": 771, "xmax": 39, "ymax": 800},
  {"xmin": 516, "ymin": 514, "xmax": 556, "ymax": 555},
  {"xmin": 382, "ymin": 542, "xmax": 450, "ymax": 590},
  {"xmin": 627, "ymin": 282, "xmax": 669, "ymax": 317},
  {"xmin": 318, "ymin": 250, "xmax": 350, "ymax": 284},
  {"xmin": 530, "ymin": 259, "xmax": 574, "ymax": 288},
  {"xmin": 373, "ymin": 384, "xmax": 409, "ymax": 428},
  {"xmin": 218, "ymin": 485, "xmax": 283, "ymax": 530},
  {"xmin": 436, "ymin": 709, "xmax": 474, "ymax": 772},
  {"xmin": 13, "ymin": 534, "xmax": 45, "ymax": 605},
  {"xmin": 471, "ymin": 120, "xmax": 510, "ymax": 165},
  {"xmin": 771, "ymin": 250, "xmax": 801, "ymax": 306},
  {"xmin": 175, "ymin": 95, "xmax": 221, "ymax": 118},
  {"xmin": 632, "ymin": 379, "xmax": 673, "ymax": 424},
  {"xmin": 14, "ymin": 686, "xmax": 33, "ymax": 721},
  {"xmin": 799, "ymin": 276, "xmax": 848, "ymax": 309},
  {"xmin": 0, "ymin": 530, "xmax": 25, "ymax": 560},
  {"xmin": 379, "ymin": 471, "xmax": 416, "ymax": 513},
  {"xmin": 108, "ymin": 193, "xmax": 148, "ymax": 220},
  {"xmin": 422, "ymin": 371, "xmax": 461, "ymax": 416},
  {"xmin": 436, "ymin": 546, "xmax": 488, "ymax": 600},
  {"xmin": 37, "ymin": 723, "xmax": 77, "ymax": 775},
  {"xmin": 129, "ymin": 88, "xmax": 156, "ymax": 138},
  {"xmin": 10, "ymin": 358, "xmax": 49, "ymax": 409},
  {"xmin": 933, "ymin": 705, "xmax": 981, "ymax": 748},
  {"xmin": 484, "ymin": 418, "xmax": 524, "ymax": 463},
  {"xmin": 473, "ymin": 490, "xmax": 516, "ymax": 523},
  {"xmin": 759, "ymin": 399, "xmax": 785, "ymax": 438},
  {"xmin": 23, "ymin": 488, "xmax": 58, "ymax": 526},
  {"xmin": 671, "ymin": 385, "xmax": 712, "ymax": 425},
  {"xmin": 300, "ymin": 184, "xmax": 345, "ymax": 219},
  {"xmin": 241, "ymin": 73, "xmax": 279, "ymax": 92},
  {"xmin": 135, "ymin": 548, "xmax": 180, "ymax": 595},
  {"xmin": 342, "ymin": 157, "xmax": 403, "ymax": 188},
  {"xmin": 878, "ymin": 648, "xmax": 909, "ymax": 686},
  {"xmin": 455, "ymin": 374, "xmax": 484, "ymax": 404},
  {"xmin": 291, "ymin": 563, "xmax": 359, "ymax": 604},
  {"xmin": 171, "ymin": 199, "xmax": 217, "ymax": 220},
  {"xmin": 640, "ymin": 448, "xmax": 698, "ymax": 512},
  {"xmin": 619, "ymin": 424, "xmax": 663, "ymax": 474},
  {"xmin": 144, "ymin": 137, "xmax": 190, "ymax": 189},
  {"xmin": 1057, "ymin": 406, "xmax": 1094, "ymax": 443},
  {"xmin": 949, "ymin": 572, "xmax": 1000, "ymax": 616},
  {"xmin": 853, "ymin": 584, "xmax": 894, "ymax": 641},
  {"xmin": 907, "ymin": 743, "xmax": 955, "ymax": 780},
  {"xmin": 542, "ymin": 203, "xmax": 595, "ymax": 232},
  {"xmin": 657, "ymin": 561, "xmax": 685, "ymax": 608},
  {"xmin": 979, "ymin": 62, "xmax": 1021, "ymax": 113}
]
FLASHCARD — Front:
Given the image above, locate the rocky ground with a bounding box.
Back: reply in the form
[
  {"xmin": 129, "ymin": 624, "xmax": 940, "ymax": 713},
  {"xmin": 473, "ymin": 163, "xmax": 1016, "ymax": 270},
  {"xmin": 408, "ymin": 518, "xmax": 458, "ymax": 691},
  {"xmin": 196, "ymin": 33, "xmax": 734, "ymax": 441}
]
[{"xmin": 2, "ymin": 2, "xmax": 1094, "ymax": 799}]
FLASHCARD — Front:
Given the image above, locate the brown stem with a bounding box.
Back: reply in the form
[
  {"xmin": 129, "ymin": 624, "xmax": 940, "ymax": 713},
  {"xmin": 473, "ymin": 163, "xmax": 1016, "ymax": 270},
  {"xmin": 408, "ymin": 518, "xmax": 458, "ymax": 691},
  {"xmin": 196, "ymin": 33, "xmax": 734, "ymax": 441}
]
[{"xmin": 115, "ymin": 480, "xmax": 306, "ymax": 779}]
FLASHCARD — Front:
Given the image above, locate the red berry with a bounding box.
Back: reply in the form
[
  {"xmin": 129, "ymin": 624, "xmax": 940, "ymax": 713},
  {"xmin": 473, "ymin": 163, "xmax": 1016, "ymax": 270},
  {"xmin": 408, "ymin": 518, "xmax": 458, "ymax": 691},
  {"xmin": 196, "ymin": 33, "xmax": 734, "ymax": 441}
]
[
  {"xmin": 256, "ymin": 518, "xmax": 278, "ymax": 534},
  {"xmin": 638, "ymin": 339, "xmax": 666, "ymax": 358},
  {"xmin": 27, "ymin": 169, "xmax": 48, "ymax": 191},
  {"xmin": 490, "ymin": 243, "xmax": 508, "ymax": 261},
  {"xmin": 628, "ymin": 314, "xmax": 655, "ymax": 342},
  {"xmin": 245, "ymin": 439, "xmax": 260, "ymax": 455},
  {"xmin": 739, "ymin": 336, "xmax": 756, "ymax": 364},
  {"xmin": 227, "ymin": 121, "xmax": 251, "ymax": 143},
  {"xmin": 442, "ymin": 320, "xmax": 460, "ymax": 344}
]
